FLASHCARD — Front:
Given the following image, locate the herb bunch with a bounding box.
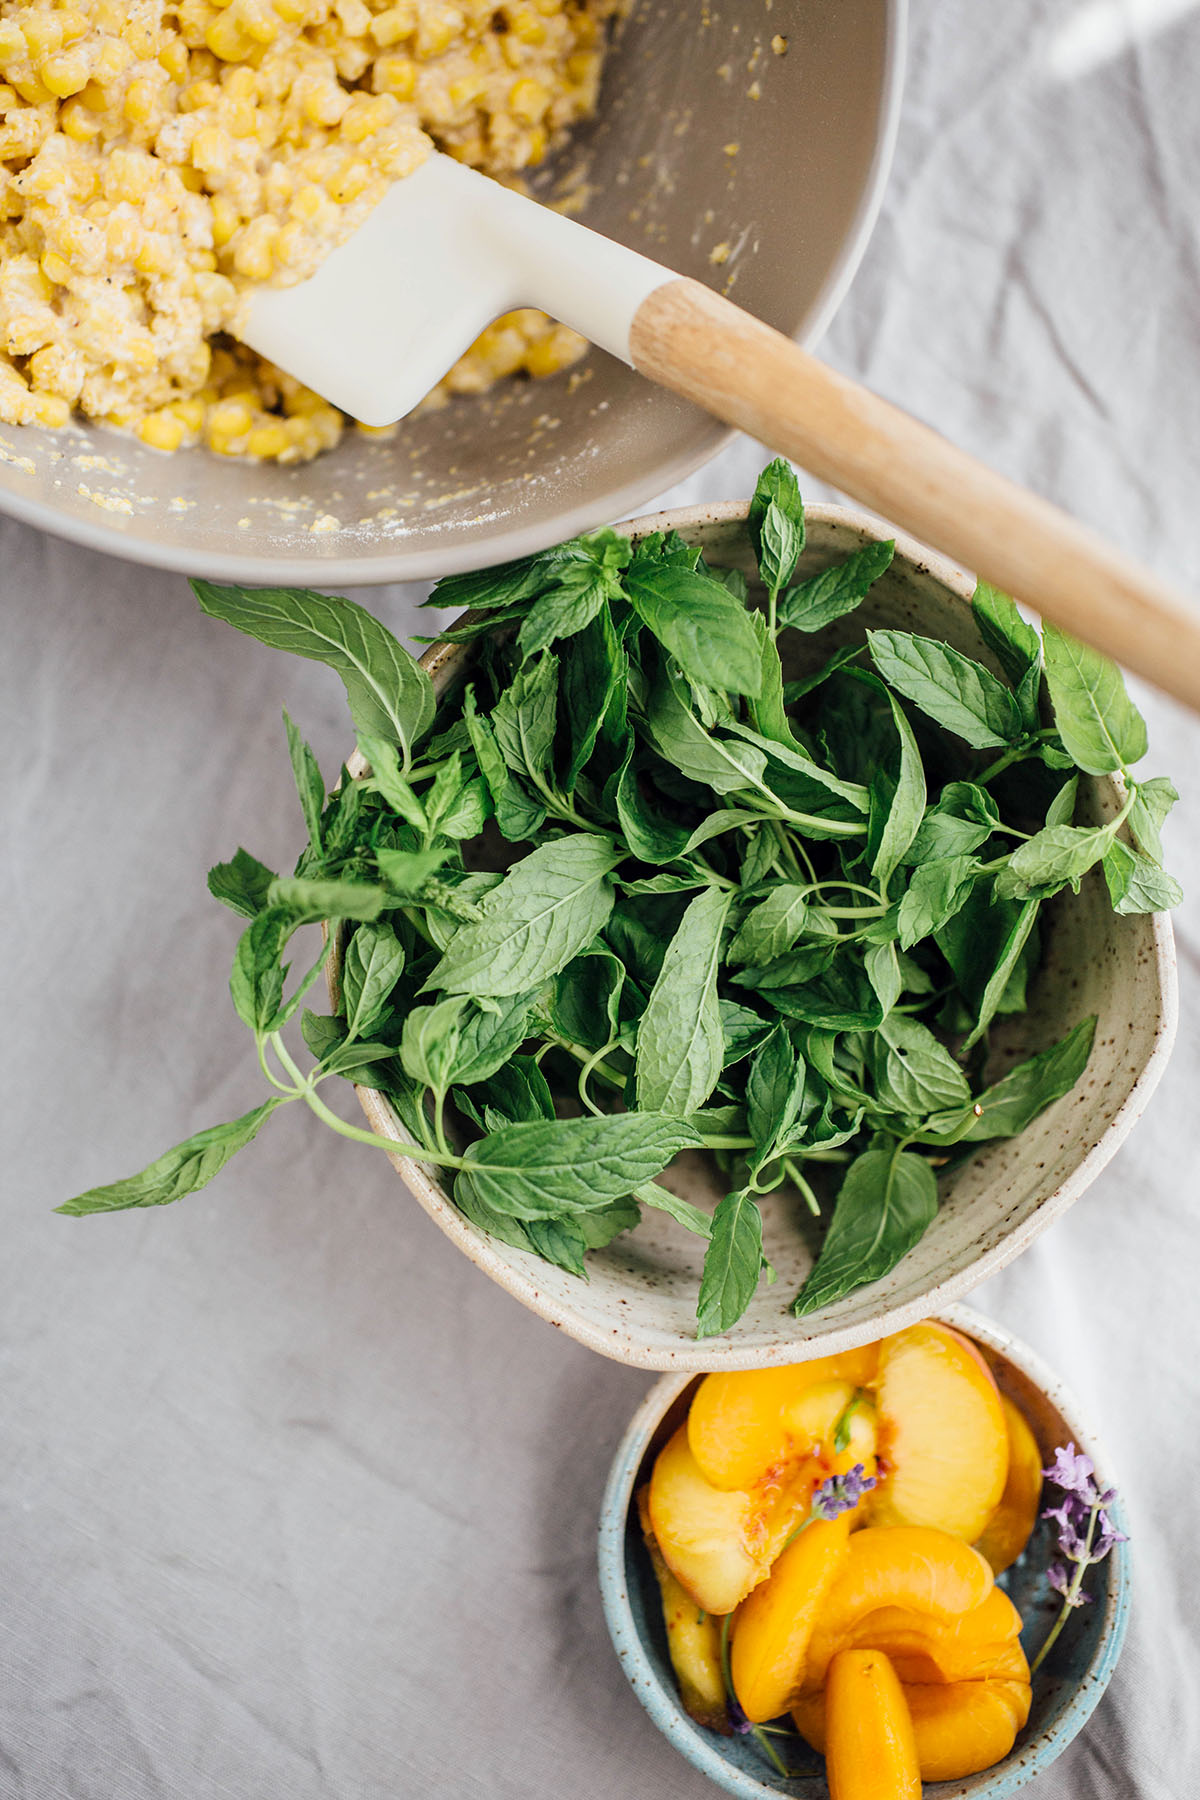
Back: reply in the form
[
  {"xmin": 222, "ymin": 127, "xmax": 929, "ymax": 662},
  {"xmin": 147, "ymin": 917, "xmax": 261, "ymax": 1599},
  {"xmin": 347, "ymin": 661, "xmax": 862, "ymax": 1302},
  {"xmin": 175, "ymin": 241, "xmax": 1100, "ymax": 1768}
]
[{"xmin": 59, "ymin": 462, "xmax": 1181, "ymax": 1337}]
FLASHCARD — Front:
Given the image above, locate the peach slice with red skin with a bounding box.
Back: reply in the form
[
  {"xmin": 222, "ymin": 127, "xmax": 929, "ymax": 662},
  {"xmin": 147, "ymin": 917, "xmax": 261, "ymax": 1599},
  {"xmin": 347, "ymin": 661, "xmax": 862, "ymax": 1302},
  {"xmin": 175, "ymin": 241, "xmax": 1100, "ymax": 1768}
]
[
  {"xmin": 647, "ymin": 1424, "xmax": 817, "ymax": 1615},
  {"xmin": 650, "ymin": 1379, "xmax": 878, "ymax": 1615},
  {"xmin": 793, "ymin": 1676, "xmax": 1032, "ymax": 1782},
  {"xmin": 688, "ymin": 1348, "xmax": 878, "ymax": 1491},
  {"xmin": 636, "ymin": 1487, "xmax": 729, "ymax": 1733},
  {"xmin": 822, "ymin": 1649, "xmax": 921, "ymax": 1800},
  {"xmin": 870, "ymin": 1322, "xmax": 1008, "ymax": 1542},
  {"xmin": 974, "ymin": 1394, "xmax": 1043, "ymax": 1575},
  {"xmin": 729, "ymin": 1514, "xmax": 852, "ymax": 1723}
]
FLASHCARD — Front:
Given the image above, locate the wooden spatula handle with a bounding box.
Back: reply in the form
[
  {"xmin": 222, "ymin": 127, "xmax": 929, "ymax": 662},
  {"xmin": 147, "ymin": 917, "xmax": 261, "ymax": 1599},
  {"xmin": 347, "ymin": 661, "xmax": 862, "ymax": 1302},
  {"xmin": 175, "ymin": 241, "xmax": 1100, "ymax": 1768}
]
[{"xmin": 630, "ymin": 276, "xmax": 1200, "ymax": 712}]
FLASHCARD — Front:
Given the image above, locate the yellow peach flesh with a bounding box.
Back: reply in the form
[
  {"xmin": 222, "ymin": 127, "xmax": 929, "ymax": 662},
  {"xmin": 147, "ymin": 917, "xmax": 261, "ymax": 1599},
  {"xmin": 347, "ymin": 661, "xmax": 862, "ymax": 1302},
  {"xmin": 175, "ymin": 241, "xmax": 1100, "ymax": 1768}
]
[
  {"xmin": 794, "ymin": 1675, "xmax": 1031, "ymax": 1781},
  {"xmin": 730, "ymin": 1514, "xmax": 851, "ymax": 1723},
  {"xmin": 688, "ymin": 1347, "xmax": 878, "ymax": 1491},
  {"xmin": 974, "ymin": 1394, "xmax": 1043, "ymax": 1575},
  {"xmin": 636, "ymin": 1487, "xmax": 728, "ymax": 1733},
  {"xmin": 871, "ymin": 1322, "xmax": 1008, "ymax": 1542},
  {"xmin": 823, "ymin": 1648, "xmax": 921, "ymax": 1800}
]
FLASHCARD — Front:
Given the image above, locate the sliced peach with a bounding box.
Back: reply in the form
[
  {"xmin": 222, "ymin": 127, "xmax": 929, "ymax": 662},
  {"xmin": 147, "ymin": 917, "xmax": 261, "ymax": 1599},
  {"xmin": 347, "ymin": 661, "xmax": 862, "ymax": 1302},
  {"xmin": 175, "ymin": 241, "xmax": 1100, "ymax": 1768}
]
[
  {"xmin": 871, "ymin": 1322, "xmax": 1008, "ymax": 1542},
  {"xmin": 793, "ymin": 1677, "xmax": 1031, "ymax": 1781},
  {"xmin": 824, "ymin": 1649, "xmax": 921, "ymax": 1800},
  {"xmin": 688, "ymin": 1347, "xmax": 878, "ymax": 1491},
  {"xmin": 819, "ymin": 1589, "xmax": 1029, "ymax": 1687},
  {"xmin": 729, "ymin": 1514, "xmax": 852, "ymax": 1723},
  {"xmin": 799, "ymin": 1527, "xmax": 995, "ymax": 1693},
  {"xmin": 648, "ymin": 1424, "xmax": 813, "ymax": 1614},
  {"xmin": 636, "ymin": 1487, "xmax": 729, "ymax": 1733},
  {"xmin": 904, "ymin": 1678, "xmax": 1031, "ymax": 1779},
  {"xmin": 974, "ymin": 1395, "xmax": 1043, "ymax": 1575}
]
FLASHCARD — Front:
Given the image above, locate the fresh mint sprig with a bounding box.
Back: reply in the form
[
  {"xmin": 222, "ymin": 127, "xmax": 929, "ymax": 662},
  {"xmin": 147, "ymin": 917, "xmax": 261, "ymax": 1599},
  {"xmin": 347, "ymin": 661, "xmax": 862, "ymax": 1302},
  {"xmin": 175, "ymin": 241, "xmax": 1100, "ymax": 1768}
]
[{"xmin": 58, "ymin": 461, "xmax": 1181, "ymax": 1337}]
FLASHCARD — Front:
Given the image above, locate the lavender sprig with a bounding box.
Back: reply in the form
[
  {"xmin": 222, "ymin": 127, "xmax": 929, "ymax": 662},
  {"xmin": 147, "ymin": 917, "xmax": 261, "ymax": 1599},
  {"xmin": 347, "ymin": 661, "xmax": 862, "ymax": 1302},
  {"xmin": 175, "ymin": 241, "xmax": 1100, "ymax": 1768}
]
[
  {"xmin": 1031, "ymin": 1443, "xmax": 1127, "ymax": 1676},
  {"xmin": 812, "ymin": 1463, "xmax": 877, "ymax": 1521}
]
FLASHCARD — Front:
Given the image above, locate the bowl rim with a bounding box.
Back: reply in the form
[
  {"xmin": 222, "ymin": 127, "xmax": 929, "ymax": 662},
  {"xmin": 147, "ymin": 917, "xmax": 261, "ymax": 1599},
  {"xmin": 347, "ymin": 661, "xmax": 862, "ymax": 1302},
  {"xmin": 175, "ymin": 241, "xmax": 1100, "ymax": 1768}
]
[
  {"xmin": 336, "ymin": 498, "xmax": 1178, "ymax": 1370},
  {"xmin": 595, "ymin": 1302, "xmax": 1134, "ymax": 1800},
  {"xmin": 0, "ymin": 1, "xmax": 908, "ymax": 585}
]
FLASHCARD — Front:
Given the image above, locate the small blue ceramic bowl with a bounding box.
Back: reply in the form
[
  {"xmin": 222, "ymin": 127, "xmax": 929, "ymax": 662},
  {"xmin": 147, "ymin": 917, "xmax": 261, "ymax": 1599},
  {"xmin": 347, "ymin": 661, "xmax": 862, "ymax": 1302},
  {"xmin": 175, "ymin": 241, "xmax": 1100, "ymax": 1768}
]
[{"xmin": 597, "ymin": 1304, "xmax": 1131, "ymax": 1799}]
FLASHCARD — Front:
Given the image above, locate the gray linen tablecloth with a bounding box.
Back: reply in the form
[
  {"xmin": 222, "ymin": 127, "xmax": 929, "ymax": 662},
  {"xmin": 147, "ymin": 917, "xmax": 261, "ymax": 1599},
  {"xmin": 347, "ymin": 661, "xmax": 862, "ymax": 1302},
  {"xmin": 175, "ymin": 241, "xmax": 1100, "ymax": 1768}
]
[{"xmin": 5, "ymin": 0, "xmax": 1200, "ymax": 1792}]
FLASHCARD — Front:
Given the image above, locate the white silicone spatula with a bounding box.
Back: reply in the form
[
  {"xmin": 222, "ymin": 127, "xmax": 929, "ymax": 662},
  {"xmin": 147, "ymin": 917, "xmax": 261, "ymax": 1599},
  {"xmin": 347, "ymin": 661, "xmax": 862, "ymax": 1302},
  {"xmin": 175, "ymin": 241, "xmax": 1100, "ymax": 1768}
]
[{"xmin": 242, "ymin": 152, "xmax": 1200, "ymax": 711}]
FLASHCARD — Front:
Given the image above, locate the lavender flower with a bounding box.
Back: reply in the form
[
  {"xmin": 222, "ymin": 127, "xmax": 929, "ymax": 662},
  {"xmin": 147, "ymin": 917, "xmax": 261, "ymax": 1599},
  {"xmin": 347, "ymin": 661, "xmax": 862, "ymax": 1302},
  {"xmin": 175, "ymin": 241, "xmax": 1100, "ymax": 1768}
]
[
  {"xmin": 1031, "ymin": 1443, "xmax": 1127, "ymax": 1674},
  {"xmin": 811, "ymin": 1463, "xmax": 877, "ymax": 1521}
]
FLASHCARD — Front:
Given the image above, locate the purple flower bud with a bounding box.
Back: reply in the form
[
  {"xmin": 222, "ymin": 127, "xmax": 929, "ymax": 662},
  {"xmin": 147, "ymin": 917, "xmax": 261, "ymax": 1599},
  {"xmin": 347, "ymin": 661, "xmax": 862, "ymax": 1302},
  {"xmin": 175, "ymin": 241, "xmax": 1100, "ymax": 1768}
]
[
  {"xmin": 1043, "ymin": 1442, "xmax": 1098, "ymax": 1502},
  {"xmin": 1093, "ymin": 1509, "xmax": 1129, "ymax": 1562},
  {"xmin": 810, "ymin": 1463, "xmax": 877, "ymax": 1521}
]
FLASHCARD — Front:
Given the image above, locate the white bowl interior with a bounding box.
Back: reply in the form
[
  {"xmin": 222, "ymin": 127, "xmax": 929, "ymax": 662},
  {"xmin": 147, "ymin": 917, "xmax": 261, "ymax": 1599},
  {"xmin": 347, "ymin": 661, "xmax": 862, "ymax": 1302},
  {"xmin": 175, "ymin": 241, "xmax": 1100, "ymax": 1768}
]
[{"xmin": 345, "ymin": 505, "xmax": 1175, "ymax": 1369}]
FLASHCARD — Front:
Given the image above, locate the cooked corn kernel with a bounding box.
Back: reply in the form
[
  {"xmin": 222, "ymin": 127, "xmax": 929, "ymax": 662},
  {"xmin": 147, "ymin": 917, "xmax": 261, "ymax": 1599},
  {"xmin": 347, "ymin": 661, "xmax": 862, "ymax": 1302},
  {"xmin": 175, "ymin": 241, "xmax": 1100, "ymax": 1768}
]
[
  {"xmin": 139, "ymin": 408, "xmax": 188, "ymax": 450},
  {"xmin": 0, "ymin": 0, "xmax": 616, "ymax": 459}
]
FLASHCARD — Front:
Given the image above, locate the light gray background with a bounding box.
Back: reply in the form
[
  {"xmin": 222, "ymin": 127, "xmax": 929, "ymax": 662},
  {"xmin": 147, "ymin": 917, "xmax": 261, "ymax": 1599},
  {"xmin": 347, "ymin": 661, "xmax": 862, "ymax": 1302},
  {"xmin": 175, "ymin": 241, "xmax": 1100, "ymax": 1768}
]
[{"xmin": 5, "ymin": 0, "xmax": 1200, "ymax": 1793}]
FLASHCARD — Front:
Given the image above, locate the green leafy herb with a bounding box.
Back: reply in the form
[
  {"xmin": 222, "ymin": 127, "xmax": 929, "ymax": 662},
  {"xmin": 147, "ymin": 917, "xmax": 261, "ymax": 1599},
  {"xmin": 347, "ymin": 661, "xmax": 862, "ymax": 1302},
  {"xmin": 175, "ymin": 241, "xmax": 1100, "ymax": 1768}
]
[
  {"xmin": 1042, "ymin": 624, "xmax": 1148, "ymax": 775},
  {"xmin": 793, "ymin": 1143, "xmax": 938, "ymax": 1315},
  {"xmin": 193, "ymin": 580, "xmax": 435, "ymax": 764},
  {"xmin": 625, "ymin": 564, "xmax": 764, "ymax": 697},
  {"xmin": 778, "ymin": 539, "xmax": 894, "ymax": 634},
  {"xmin": 697, "ymin": 1189, "xmax": 766, "ymax": 1338},
  {"xmin": 636, "ymin": 886, "xmax": 732, "ymax": 1114},
  {"xmin": 67, "ymin": 468, "xmax": 1180, "ymax": 1339}
]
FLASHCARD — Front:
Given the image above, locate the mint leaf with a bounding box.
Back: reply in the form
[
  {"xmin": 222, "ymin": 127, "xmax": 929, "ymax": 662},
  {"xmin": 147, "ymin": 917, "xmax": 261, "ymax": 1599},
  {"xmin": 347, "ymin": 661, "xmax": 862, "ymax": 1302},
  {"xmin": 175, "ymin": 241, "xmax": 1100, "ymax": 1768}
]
[
  {"xmin": 625, "ymin": 564, "xmax": 764, "ymax": 697},
  {"xmin": 193, "ymin": 581, "xmax": 435, "ymax": 760},
  {"xmin": 897, "ymin": 856, "xmax": 980, "ymax": 949},
  {"xmin": 793, "ymin": 1144, "xmax": 937, "ymax": 1315},
  {"xmin": 749, "ymin": 458, "xmax": 804, "ymax": 564},
  {"xmin": 357, "ymin": 734, "xmax": 428, "ymax": 831},
  {"xmin": 962, "ymin": 1016, "xmax": 1097, "ymax": 1139},
  {"xmin": 871, "ymin": 690, "xmax": 926, "ymax": 885},
  {"xmin": 1102, "ymin": 840, "xmax": 1184, "ymax": 914},
  {"xmin": 207, "ymin": 847, "xmax": 277, "ymax": 918},
  {"xmin": 636, "ymin": 886, "xmax": 732, "ymax": 1114},
  {"xmin": 728, "ymin": 884, "xmax": 810, "ymax": 967},
  {"xmin": 905, "ymin": 782, "xmax": 999, "ymax": 865},
  {"xmin": 758, "ymin": 500, "xmax": 804, "ymax": 598},
  {"xmin": 1042, "ymin": 624, "xmax": 1148, "ymax": 774},
  {"xmin": 866, "ymin": 631, "xmax": 1025, "ymax": 749},
  {"xmin": 971, "ymin": 582, "xmax": 1041, "ymax": 729},
  {"xmin": 961, "ymin": 898, "xmax": 1040, "ymax": 1052},
  {"xmin": 456, "ymin": 1113, "xmax": 699, "ymax": 1220},
  {"xmin": 697, "ymin": 1189, "xmax": 765, "ymax": 1337},
  {"xmin": 491, "ymin": 651, "xmax": 558, "ymax": 787},
  {"xmin": 341, "ymin": 921, "xmax": 405, "ymax": 1041},
  {"xmin": 57, "ymin": 1101, "xmax": 284, "ymax": 1214},
  {"xmin": 869, "ymin": 1015, "xmax": 971, "ymax": 1118},
  {"xmin": 516, "ymin": 562, "xmax": 610, "ymax": 660},
  {"xmin": 427, "ymin": 834, "xmax": 620, "ymax": 997},
  {"xmin": 746, "ymin": 1027, "xmax": 807, "ymax": 1166},
  {"xmin": 994, "ymin": 824, "xmax": 1113, "ymax": 900},
  {"xmin": 1129, "ymin": 776, "xmax": 1178, "ymax": 863},
  {"xmin": 463, "ymin": 687, "xmax": 545, "ymax": 843},
  {"xmin": 779, "ymin": 539, "xmax": 894, "ymax": 633},
  {"xmin": 283, "ymin": 710, "xmax": 325, "ymax": 847}
]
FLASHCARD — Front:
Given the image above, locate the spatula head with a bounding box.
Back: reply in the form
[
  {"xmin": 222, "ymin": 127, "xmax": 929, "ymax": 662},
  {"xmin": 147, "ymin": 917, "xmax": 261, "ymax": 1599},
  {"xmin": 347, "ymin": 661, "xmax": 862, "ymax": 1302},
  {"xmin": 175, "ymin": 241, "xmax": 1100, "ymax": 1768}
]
[
  {"xmin": 240, "ymin": 156, "xmax": 523, "ymax": 427},
  {"xmin": 240, "ymin": 153, "xmax": 667, "ymax": 427}
]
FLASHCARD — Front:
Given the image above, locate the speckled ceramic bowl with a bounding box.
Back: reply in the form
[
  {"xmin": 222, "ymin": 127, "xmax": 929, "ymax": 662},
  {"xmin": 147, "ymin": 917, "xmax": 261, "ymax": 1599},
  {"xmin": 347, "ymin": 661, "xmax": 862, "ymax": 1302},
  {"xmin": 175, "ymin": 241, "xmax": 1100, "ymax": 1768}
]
[
  {"xmin": 329, "ymin": 502, "xmax": 1176, "ymax": 1369},
  {"xmin": 0, "ymin": 0, "xmax": 904, "ymax": 583},
  {"xmin": 597, "ymin": 1305, "xmax": 1132, "ymax": 1799}
]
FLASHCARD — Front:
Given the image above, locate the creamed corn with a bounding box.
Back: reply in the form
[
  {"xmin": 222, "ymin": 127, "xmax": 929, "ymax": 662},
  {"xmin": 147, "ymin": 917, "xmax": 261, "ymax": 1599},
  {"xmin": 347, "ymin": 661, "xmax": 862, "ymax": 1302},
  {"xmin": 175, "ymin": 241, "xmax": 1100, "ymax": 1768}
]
[{"xmin": 0, "ymin": 0, "xmax": 618, "ymax": 460}]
